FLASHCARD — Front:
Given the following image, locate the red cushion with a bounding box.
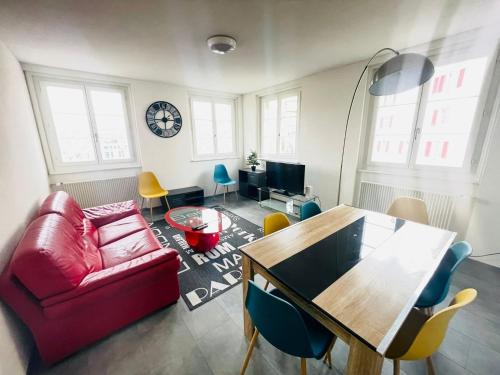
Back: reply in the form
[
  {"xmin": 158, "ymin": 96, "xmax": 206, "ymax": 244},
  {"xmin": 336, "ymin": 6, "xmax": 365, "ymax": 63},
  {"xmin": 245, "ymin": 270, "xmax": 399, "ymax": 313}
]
[
  {"xmin": 97, "ymin": 214, "xmax": 149, "ymax": 246},
  {"xmin": 83, "ymin": 200, "xmax": 139, "ymax": 228},
  {"xmin": 81, "ymin": 219, "xmax": 103, "ymax": 273},
  {"xmin": 39, "ymin": 191, "xmax": 85, "ymax": 234},
  {"xmin": 82, "ymin": 218, "xmax": 98, "ymax": 248},
  {"xmin": 41, "ymin": 248, "xmax": 179, "ymax": 310},
  {"xmin": 99, "ymin": 229, "xmax": 162, "ymax": 268},
  {"xmin": 11, "ymin": 214, "xmax": 91, "ymax": 299}
]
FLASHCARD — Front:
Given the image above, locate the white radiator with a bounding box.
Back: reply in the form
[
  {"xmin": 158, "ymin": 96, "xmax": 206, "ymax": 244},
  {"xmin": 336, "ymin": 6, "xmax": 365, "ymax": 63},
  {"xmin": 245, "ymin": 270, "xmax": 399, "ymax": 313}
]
[
  {"xmin": 357, "ymin": 181, "xmax": 457, "ymax": 229},
  {"xmin": 51, "ymin": 176, "xmax": 140, "ymax": 208}
]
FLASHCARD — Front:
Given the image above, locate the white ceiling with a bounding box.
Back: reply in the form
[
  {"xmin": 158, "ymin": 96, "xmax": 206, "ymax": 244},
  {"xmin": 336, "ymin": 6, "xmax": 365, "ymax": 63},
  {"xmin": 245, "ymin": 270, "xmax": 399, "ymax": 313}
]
[{"xmin": 0, "ymin": 0, "xmax": 499, "ymax": 93}]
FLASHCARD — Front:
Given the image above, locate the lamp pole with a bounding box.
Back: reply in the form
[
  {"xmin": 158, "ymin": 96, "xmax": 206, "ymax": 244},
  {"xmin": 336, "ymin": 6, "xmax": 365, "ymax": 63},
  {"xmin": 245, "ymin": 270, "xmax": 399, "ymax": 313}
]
[{"xmin": 336, "ymin": 47, "xmax": 399, "ymax": 206}]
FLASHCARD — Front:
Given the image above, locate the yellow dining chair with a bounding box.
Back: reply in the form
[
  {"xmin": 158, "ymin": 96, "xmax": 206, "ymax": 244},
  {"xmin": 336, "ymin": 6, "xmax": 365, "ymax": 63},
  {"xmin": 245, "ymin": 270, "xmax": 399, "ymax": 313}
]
[
  {"xmin": 262, "ymin": 212, "xmax": 291, "ymax": 290},
  {"xmin": 386, "ymin": 288, "xmax": 477, "ymax": 375},
  {"xmin": 138, "ymin": 171, "xmax": 170, "ymax": 222},
  {"xmin": 387, "ymin": 197, "xmax": 429, "ymax": 225},
  {"xmin": 263, "ymin": 212, "xmax": 291, "ymax": 236}
]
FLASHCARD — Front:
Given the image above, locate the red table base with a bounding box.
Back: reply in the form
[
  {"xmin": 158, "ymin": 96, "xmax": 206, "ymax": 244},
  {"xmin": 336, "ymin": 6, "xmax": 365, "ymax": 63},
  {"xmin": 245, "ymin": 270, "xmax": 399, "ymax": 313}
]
[{"xmin": 185, "ymin": 231, "xmax": 220, "ymax": 252}]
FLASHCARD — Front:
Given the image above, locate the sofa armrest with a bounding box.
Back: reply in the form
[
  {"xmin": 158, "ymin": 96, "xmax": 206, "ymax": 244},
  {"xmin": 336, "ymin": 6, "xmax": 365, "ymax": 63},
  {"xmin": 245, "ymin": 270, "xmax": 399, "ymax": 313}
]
[
  {"xmin": 41, "ymin": 247, "xmax": 179, "ymax": 308},
  {"xmin": 82, "ymin": 200, "xmax": 139, "ymax": 227}
]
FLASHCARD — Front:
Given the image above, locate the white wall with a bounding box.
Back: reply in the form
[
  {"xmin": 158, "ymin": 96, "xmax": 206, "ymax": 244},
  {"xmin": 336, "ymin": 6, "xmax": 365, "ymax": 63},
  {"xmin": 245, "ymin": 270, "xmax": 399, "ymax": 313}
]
[
  {"xmin": 465, "ymin": 88, "xmax": 500, "ymax": 267},
  {"xmin": 243, "ymin": 61, "xmax": 368, "ymax": 210},
  {"xmin": 0, "ymin": 42, "xmax": 50, "ymax": 375},
  {"xmin": 131, "ymin": 81, "xmax": 243, "ymax": 206},
  {"xmin": 27, "ymin": 66, "xmax": 245, "ymax": 206}
]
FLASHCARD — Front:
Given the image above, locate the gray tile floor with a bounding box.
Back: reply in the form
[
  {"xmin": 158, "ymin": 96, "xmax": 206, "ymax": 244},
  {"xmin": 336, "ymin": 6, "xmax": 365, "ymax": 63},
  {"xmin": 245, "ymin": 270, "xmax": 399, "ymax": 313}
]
[{"xmin": 29, "ymin": 195, "xmax": 500, "ymax": 375}]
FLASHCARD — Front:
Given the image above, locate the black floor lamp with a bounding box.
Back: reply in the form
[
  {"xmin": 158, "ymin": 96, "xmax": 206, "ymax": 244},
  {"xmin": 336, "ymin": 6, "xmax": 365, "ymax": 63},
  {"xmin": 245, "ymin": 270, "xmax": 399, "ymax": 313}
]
[{"xmin": 336, "ymin": 48, "xmax": 435, "ymax": 205}]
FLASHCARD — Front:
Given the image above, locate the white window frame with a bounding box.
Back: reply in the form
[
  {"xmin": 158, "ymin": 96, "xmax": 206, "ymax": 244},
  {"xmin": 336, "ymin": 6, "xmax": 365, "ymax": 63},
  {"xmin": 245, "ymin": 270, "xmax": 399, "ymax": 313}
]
[
  {"xmin": 27, "ymin": 73, "xmax": 139, "ymax": 175},
  {"xmin": 259, "ymin": 89, "xmax": 301, "ymax": 161},
  {"xmin": 361, "ymin": 46, "xmax": 498, "ymax": 177},
  {"xmin": 189, "ymin": 95, "xmax": 238, "ymax": 160}
]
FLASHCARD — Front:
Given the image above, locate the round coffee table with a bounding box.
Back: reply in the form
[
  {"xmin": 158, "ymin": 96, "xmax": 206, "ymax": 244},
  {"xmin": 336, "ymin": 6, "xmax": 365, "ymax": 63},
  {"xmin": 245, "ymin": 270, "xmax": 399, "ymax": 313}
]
[{"xmin": 164, "ymin": 206, "xmax": 231, "ymax": 252}]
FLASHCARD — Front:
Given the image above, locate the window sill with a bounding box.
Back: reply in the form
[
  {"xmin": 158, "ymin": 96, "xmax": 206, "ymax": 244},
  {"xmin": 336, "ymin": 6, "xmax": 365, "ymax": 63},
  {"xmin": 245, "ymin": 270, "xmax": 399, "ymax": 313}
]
[
  {"xmin": 357, "ymin": 168, "xmax": 479, "ymax": 184},
  {"xmin": 48, "ymin": 161, "xmax": 142, "ymax": 176},
  {"xmin": 48, "ymin": 165, "xmax": 142, "ymax": 184}
]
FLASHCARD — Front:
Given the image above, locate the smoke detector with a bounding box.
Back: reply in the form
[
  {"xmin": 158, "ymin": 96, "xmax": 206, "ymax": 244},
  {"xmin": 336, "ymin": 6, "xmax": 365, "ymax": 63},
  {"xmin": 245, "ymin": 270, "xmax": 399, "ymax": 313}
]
[{"xmin": 207, "ymin": 35, "xmax": 237, "ymax": 54}]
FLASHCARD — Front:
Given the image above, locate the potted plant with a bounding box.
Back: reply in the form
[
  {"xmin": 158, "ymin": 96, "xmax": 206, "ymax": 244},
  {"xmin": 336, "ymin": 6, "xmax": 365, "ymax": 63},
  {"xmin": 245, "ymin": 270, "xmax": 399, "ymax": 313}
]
[{"xmin": 246, "ymin": 150, "xmax": 260, "ymax": 171}]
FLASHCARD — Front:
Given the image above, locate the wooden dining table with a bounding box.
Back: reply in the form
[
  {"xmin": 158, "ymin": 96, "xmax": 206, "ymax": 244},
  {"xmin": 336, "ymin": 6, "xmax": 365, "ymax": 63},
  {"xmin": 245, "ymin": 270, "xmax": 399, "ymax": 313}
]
[{"xmin": 239, "ymin": 205, "xmax": 456, "ymax": 374}]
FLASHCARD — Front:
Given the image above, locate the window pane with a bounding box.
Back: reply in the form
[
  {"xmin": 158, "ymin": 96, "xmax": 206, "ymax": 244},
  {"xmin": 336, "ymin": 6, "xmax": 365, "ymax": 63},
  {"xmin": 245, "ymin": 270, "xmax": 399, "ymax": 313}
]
[
  {"xmin": 261, "ymin": 99, "xmax": 278, "ymax": 155},
  {"xmin": 279, "ymin": 95, "xmax": 298, "ymax": 154},
  {"xmin": 89, "ymin": 89, "xmax": 131, "ymax": 161},
  {"xmin": 214, "ymin": 103, "xmax": 234, "ymax": 154},
  {"xmin": 45, "ymin": 85, "xmax": 96, "ymax": 163},
  {"xmin": 370, "ymin": 87, "xmax": 419, "ymax": 164},
  {"xmin": 416, "ymin": 57, "xmax": 488, "ymax": 167},
  {"xmin": 192, "ymin": 100, "xmax": 215, "ymax": 155}
]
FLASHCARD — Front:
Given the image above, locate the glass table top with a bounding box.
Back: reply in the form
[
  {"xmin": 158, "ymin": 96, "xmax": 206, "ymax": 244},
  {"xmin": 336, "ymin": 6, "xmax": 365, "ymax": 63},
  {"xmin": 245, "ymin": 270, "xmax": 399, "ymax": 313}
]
[
  {"xmin": 164, "ymin": 206, "xmax": 231, "ymax": 234},
  {"xmin": 268, "ymin": 213, "xmax": 406, "ymax": 301}
]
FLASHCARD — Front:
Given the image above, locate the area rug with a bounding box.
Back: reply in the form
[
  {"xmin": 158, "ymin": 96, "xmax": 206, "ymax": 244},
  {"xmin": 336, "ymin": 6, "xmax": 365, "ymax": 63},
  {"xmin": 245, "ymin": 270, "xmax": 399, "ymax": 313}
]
[{"xmin": 150, "ymin": 207, "xmax": 263, "ymax": 310}]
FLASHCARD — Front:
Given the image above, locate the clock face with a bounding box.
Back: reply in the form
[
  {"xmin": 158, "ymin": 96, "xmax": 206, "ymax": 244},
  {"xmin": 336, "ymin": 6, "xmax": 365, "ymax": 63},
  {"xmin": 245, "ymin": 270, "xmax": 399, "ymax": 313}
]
[{"xmin": 145, "ymin": 101, "xmax": 182, "ymax": 138}]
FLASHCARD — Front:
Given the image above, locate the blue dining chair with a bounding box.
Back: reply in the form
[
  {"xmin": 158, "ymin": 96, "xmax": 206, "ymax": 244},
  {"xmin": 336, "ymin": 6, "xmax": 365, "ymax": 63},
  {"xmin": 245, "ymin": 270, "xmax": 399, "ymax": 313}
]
[
  {"xmin": 213, "ymin": 164, "xmax": 237, "ymax": 204},
  {"xmin": 416, "ymin": 241, "xmax": 472, "ymax": 314},
  {"xmin": 300, "ymin": 201, "xmax": 322, "ymax": 221},
  {"xmin": 240, "ymin": 281, "xmax": 335, "ymax": 375}
]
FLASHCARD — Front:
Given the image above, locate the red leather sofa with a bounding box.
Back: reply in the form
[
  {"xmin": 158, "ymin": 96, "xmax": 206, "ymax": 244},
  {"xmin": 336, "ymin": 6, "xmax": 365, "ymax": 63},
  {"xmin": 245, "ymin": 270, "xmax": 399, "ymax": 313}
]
[{"xmin": 0, "ymin": 191, "xmax": 180, "ymax": 364}]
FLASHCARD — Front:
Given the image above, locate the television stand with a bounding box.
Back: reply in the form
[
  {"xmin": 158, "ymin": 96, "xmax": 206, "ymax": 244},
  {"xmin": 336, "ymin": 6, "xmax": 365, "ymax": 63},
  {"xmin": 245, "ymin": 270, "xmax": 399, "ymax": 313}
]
[
  {"xmin": 258, "ymin": 188, "xmax": 316, "ymax": 218},
  {"xmin": 238, "ymin": 168, "xmax": 267, "ymax": 201},
  {"xmin": 273, "ymin": 189, "xmax": 293, "ymax": 197}
]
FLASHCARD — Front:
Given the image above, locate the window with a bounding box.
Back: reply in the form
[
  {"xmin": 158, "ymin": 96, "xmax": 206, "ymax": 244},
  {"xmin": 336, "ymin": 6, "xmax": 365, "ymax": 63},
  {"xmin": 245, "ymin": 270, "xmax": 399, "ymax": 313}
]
[
  {"xmin": 33, "ymin": 76, "xmax": 136, "ymax": 173},
  {"xmin": 367, "ymin": 56, "xmax": 489, "ymax": 170},
  {"xmin": 190, "ymin": 96, "xmax": 237, "ymax": 159},
  {"xmin": 260, "ymin": 90, "xmax": 300, "ymax": 159}
]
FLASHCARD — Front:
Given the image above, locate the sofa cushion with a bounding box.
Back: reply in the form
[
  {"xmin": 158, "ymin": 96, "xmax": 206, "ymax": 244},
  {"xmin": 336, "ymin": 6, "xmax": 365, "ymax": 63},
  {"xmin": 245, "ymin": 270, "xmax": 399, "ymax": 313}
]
[
  {"xmin": 99, "ymin": 229, "xmax": 162, "ymax": 268},
  {"xmin": 39, "ymin": 191, "xmax": 85, "ymax": 234},
  {"xmin": 11, "ymin": 214, "xmax": 91, "ymax": 299},
  {"xmin": 83, "ymin": 200, "xmax": 139, "ymax": 228},
  {"xmin": 41, "ymin": 247, "xmax": 180, "ymax": 309},
  {"xmin": 83, "ymin": 218, "xmax": 99, "ymax": 248},
  {"xmin": 81, "ymin": 219, "xmax": 103, "ymax": 273},
  {"xmin": 97, "ymin": 214, "xmax": 149, "ymax": 247}
]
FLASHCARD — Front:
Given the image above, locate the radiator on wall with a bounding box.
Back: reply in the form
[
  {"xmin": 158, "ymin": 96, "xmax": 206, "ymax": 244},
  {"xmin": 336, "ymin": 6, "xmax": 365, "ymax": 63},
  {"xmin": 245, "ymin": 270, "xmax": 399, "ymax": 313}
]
[
  {"xmin": 357, "ymin": 181, "xmax": 457, "ymax": 229},
  {"xmin": 51, "ymin": 176, "xmax": 141, "ymax": 208}
]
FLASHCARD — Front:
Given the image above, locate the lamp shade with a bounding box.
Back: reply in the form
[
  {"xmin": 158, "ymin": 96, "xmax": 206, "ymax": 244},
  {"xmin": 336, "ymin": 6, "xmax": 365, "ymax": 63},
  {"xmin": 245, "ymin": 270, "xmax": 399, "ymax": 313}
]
[{"xmin": 369, "ymin": 53, "xmax": 434, "ymax": 96}]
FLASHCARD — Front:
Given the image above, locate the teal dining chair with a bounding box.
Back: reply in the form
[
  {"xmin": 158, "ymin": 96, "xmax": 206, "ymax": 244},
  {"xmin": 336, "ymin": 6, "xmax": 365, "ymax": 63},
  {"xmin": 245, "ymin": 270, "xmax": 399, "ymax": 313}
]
[
  {"xmin": 241, "ymin": 281, "xmax": 335, "ymax": 375},
  {"xmin": 213, "ymin": 164, "xmax": 237, "ymax": 204},
  {"xmin": 300, "ymin": 201, "xmax": 321, "ymax": 221},
  {"xmin": 416, "ymin": 241, "xmax": 472, "ymax": 314}
]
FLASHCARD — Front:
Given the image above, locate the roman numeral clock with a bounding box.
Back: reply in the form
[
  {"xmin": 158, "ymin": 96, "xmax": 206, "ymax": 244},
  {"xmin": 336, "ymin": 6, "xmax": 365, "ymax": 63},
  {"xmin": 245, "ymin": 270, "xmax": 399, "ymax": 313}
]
[{"xmin": 145, "ymin": 101, "xmax": 182, "ymax": 138}]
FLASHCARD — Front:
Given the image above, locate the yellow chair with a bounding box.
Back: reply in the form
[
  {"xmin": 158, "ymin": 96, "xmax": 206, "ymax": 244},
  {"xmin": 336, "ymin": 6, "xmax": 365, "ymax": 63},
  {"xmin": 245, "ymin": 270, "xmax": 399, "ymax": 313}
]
[
  {"xmin": 386, "ymin": 288, "xmax": 477, "ymax": 375},
  {"xmin": 263, "ymin": 212, "xmax": 291, "ymax": 236},
  {"xmin": 387, "ymin": 197, "xmax": 429, "ymax": 225},
  {"xmin": 262, "ymin": 212, "xmax": 291, "ymax": 290},
  {"xmin": 138, "ymin": 171, "xmax": 170, "ymax": 222}
]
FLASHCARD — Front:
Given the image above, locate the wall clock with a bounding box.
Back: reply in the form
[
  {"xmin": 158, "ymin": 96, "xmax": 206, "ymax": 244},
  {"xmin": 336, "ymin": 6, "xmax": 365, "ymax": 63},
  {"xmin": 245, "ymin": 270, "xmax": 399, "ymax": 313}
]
[{"xmin": 145, "ymin": 101, "xmax": 182, "ymax": 138}]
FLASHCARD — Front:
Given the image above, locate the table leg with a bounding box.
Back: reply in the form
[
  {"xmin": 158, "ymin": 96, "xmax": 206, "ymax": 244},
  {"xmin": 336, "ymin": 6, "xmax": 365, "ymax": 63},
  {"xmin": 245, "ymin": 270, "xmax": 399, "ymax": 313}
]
[
  {"xmin": 242, "ymin": 254, "xmax": 255, "ymax": 340},
  {"xmin": 346, "ymin": 336, "xmax": 383, "ymax": 375}
]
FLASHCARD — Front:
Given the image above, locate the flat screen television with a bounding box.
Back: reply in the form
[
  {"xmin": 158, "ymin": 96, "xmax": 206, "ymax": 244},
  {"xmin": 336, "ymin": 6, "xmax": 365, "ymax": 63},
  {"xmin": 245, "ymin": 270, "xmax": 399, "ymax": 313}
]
[{"xmin": 266, "ymin": 161, "xmax": 305, "ymax": 196}]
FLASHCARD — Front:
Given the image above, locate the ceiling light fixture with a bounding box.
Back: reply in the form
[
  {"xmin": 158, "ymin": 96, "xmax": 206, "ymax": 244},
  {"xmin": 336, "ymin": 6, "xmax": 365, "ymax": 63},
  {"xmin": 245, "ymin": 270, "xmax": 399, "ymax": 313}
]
[{"xmin": 207, "ymin": 35, "xmax": 237, "ymax": 55}]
